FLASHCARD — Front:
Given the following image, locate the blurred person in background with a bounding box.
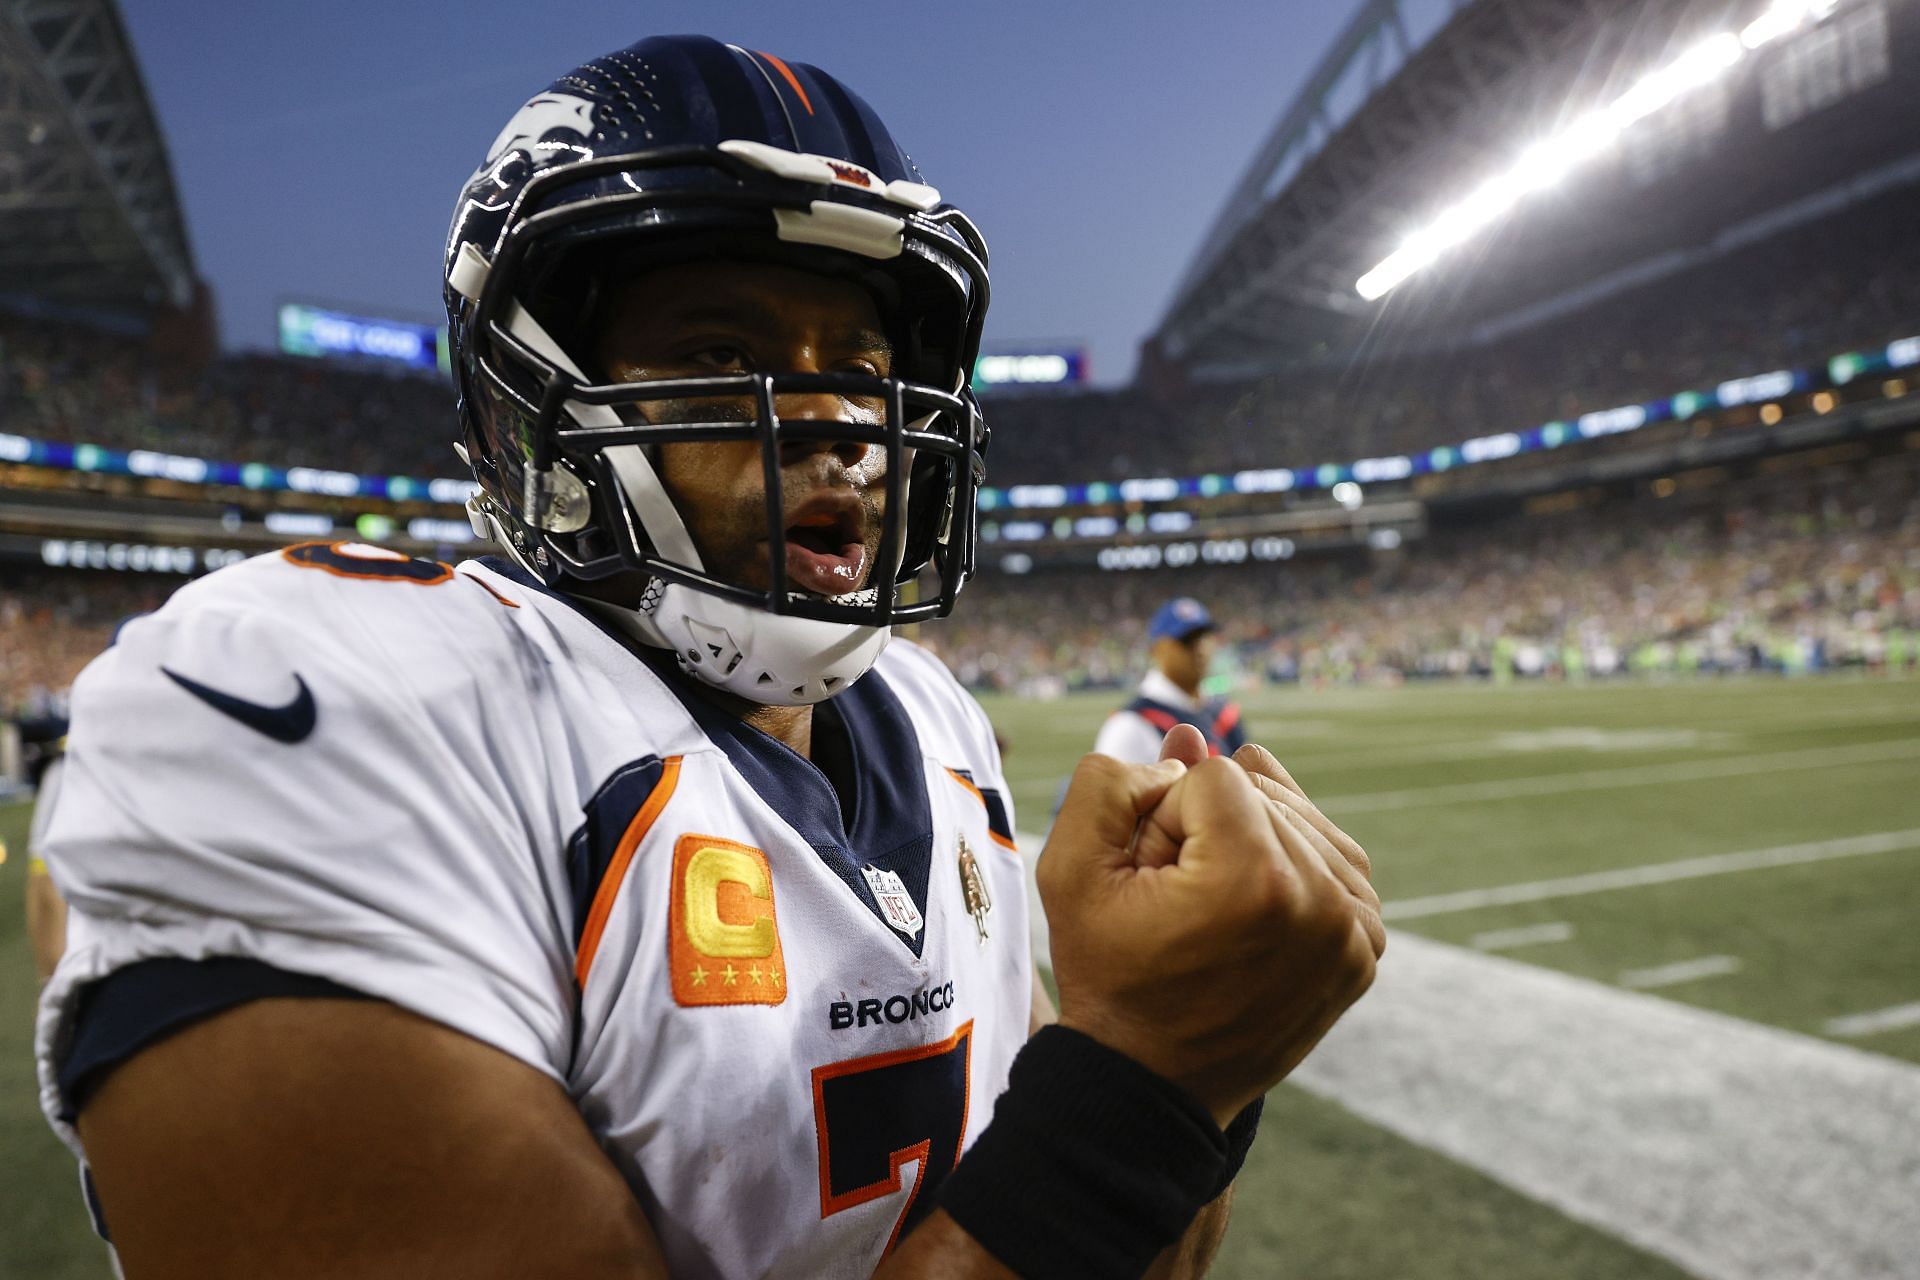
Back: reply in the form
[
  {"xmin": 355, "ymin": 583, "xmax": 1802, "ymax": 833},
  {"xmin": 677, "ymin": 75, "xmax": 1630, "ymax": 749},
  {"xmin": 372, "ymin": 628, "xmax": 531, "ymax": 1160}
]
[
  {"xmin": 20, "ymin": 715, "xmax": 70, "ymax": 984},
  {"xmin": 1095, "ymin": 597, "xmax": 1248, "ymax": 763}
]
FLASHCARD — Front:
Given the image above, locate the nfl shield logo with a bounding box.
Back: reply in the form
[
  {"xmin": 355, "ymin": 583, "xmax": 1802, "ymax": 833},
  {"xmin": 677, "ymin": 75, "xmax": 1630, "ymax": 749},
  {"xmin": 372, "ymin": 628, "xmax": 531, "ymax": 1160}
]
[{"xmin": 861, "ymin": 865, "xmax": 923, "ymax": 939}]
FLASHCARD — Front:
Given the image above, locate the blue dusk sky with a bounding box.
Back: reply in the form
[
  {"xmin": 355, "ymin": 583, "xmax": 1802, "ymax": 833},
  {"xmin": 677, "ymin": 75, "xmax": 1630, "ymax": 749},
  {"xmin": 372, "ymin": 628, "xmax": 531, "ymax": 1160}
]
[{"xmin": 119, "ymin": 1, "xmax": 1415, "ymax": 384}]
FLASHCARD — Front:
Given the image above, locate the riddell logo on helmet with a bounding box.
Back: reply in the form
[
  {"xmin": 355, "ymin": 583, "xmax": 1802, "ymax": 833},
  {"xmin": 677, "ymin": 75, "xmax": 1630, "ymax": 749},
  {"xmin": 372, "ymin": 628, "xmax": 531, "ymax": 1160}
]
[{"xmin": 826, "ymin": 160, "xmax": 873, "ymax": 188}]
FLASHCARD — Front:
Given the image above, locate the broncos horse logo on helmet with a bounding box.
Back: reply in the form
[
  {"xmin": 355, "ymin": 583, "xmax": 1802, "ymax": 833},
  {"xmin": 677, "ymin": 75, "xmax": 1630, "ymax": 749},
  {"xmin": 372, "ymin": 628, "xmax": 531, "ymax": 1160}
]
[
  {"xmin": 482, "ymin": 93, "xmax": 599, "ymax": 167},
  {"xmin": 444, "ymin": 35, "xmax": 991, "ymax": 705}
]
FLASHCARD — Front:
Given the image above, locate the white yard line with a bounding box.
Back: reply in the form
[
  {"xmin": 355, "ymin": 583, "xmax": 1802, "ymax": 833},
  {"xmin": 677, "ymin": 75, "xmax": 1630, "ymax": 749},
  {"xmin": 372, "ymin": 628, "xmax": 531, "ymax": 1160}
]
[
  {"xmin": 1619, "ymin": 955, "xmax": 1743, "ymax": 989},
  {"xmin": 1470, "ymin": 921, "xmax": 1575, "ymax": 951},
  {"xmin": 1825, "ymin": 1002, "xmax": 1920, "ymax": 1038},
  {"xmin": 1321, "ymin": 737, "xmax": 1920, "ymax": 813},
  {"xmin": 1381, "ymin": 828, "xmax": 1920, "ymax": 921},
  {"xmin": 1290, "ymin": 932, "xmax": 1920, "ymax": 1280}
]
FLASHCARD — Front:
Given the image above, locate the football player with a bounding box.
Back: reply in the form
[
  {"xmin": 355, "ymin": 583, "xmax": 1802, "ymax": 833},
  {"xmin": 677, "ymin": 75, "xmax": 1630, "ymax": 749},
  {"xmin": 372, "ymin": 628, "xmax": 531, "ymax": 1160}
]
[
  {"xmin": 33, "ymin": 35, "xmax": 1383, "ymax": 1279},
  {"xmin": 1094, "ymin": 597, "xmax": 1248, "ymax": 763}
]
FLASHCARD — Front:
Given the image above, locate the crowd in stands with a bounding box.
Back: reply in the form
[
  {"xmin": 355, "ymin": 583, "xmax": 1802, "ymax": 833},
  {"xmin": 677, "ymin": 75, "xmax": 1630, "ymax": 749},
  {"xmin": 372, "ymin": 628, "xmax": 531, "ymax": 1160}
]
[
  {"xmin": 5, "ymin": 185, "xmax": 1916, "ymax": 496},
  {"xmin": 982, "ymin": 183, "xmax": 1920, "ymax": 486},
  {"xmin": 0, "ymin": 570, "xmax": 164, "ymax": 718},
  {"xmin": 928, "ymin": 447, "xmax": 1920, "ymax": 693},
  {"xmin": 0, "ymin": 316, "xmax": 458, "ymax": 478},
  {"xmin": 5, "ymin": 445, "xmax": 1916, "ymax": 716}
]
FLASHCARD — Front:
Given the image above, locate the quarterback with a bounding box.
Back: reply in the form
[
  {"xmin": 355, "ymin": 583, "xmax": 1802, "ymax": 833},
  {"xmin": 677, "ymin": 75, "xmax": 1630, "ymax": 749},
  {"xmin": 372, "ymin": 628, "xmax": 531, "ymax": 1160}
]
[{"xmin": 33, "ymin": 35, "xmax": 1384, "ymax": 1279}]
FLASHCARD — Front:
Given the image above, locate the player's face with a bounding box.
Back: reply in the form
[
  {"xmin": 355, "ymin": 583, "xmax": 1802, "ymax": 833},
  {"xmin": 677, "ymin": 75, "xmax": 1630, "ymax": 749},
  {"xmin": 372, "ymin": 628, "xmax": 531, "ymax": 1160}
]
[
  {"xmin": 1156, "ymin": 631, "xmax": 1214, "ymax": 690},
  {"xmin": 594, "ymin": 260, "xmax": 896, "ymax": 599}
]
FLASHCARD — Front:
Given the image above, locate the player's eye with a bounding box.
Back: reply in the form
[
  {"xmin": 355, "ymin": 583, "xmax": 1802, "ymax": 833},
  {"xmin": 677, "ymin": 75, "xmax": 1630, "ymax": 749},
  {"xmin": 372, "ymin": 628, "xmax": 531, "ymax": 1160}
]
[{"xmin": 685, "ymin": 344, "xmax": 751, "ymax": 371}]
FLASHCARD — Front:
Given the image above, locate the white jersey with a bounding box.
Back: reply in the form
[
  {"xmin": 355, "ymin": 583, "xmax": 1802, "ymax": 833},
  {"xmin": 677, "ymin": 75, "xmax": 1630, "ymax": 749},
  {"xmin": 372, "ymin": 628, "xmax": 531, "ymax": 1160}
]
[{"xmin": 34, "ymin": 542, "xmax": 1031, "ymax": 1280}]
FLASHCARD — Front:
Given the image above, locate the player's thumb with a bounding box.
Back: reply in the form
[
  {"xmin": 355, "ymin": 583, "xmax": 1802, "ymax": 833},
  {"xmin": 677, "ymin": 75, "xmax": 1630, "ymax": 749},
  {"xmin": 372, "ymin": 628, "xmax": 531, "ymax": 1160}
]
[
  {"xmin": 1158, "ymin": 723, "xmax": 1210, "ymax": 769},
  {"xmin": 1042, "ymin": 753, "xmax": 1187, "ymax": 880},
  {"xmin": 1162, "ymin": 757, "xmax": 1273, "ymax": 878}
]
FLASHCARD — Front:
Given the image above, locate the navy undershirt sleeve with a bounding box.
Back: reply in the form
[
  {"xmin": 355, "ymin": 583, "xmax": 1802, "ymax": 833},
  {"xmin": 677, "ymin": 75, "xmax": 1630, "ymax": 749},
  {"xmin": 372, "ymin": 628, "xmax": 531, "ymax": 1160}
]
[{"xmin": 59, "ymin": 956, "xmax": 371, "ymax": 1120}]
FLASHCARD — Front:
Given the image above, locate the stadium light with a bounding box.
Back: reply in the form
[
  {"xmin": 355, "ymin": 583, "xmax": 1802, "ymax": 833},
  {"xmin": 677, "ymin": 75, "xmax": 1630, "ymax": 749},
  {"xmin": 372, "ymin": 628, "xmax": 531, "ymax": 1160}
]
[{"xmin": 1356, "ymin": 0, "xmax": 1844, "ymax": 301}]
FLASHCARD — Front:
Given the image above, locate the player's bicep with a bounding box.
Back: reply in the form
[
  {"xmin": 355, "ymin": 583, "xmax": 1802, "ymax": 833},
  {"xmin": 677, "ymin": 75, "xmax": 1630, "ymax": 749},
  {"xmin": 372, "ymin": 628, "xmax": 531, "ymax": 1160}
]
[{"xmin": 78, "ymin": 996, "xmax": 666, "ymax": 1280}]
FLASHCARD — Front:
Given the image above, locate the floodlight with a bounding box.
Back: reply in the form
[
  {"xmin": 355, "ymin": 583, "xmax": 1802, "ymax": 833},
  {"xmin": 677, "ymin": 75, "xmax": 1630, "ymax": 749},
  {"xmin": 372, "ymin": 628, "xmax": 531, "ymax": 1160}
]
[{"xmin": 1355, "ymin": 1, "xmax": 1845, "ymax": 300}]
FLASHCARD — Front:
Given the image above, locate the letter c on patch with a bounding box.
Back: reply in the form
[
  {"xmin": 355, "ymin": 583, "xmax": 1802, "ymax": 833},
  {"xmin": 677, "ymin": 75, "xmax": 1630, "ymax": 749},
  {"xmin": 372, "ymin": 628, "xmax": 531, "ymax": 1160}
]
[{"xmin": 684, "ymin": 844, "xmax": 776, "ymax": 958}]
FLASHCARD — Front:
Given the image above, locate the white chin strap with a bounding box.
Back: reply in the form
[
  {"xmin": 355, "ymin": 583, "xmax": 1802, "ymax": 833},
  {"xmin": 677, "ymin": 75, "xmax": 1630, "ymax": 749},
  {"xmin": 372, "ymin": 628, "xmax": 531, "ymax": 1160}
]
[{"xmin": 451, "ymin": 243, "xmax": 892, "ymax": 704}]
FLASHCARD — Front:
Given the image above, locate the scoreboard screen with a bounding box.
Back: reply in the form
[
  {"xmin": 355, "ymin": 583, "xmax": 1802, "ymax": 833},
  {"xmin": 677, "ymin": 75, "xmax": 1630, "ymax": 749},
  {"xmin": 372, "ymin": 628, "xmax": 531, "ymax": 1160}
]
[{"xmin": 278, "ymin": 303, "xmax": 447, "ymax": 373}]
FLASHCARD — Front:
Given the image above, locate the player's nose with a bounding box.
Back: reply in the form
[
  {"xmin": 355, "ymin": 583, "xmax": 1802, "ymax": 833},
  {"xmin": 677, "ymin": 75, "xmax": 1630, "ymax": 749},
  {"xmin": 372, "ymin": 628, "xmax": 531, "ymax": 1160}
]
[{"xmin": 774, "ymin": 389, "xmax": 879, "ymax": 471}]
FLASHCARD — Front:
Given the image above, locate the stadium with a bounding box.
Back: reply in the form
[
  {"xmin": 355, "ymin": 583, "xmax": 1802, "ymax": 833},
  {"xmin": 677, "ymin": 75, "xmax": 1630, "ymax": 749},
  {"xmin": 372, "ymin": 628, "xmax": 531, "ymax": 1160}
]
[{"xmin": 3, "ymin": 1, "xmax": 1917, "ymax": 1277}]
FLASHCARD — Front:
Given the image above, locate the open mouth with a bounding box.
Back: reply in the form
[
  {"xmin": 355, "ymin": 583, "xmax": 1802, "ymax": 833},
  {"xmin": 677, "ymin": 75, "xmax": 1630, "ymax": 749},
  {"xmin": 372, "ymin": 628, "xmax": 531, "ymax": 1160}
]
[{"xmin": 783, "ymin": 503, "xmax": 869, "ymax": 597}]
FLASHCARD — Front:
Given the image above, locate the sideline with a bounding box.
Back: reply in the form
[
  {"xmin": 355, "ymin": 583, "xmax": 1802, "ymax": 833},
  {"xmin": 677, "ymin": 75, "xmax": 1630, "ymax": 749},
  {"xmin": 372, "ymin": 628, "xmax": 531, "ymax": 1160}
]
[
  {"xmin": 1290, "ymin": 932, "xmax": 1920, "ymax": 1280},
  {"xmin": 1825, "ymin": 1002, "xmax": 1920, "ymax": 1038},
  {"xmin": 1381, "ymin": 828, "xmax": 1920, "ymax": 920}
]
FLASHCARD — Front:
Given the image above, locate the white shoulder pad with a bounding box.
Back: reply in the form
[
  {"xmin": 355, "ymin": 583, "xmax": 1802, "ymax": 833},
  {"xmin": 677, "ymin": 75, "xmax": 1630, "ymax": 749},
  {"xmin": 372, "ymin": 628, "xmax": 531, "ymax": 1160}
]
[
  {"xmin": 34, "ymin": 545, "xmax": 577, "ymax": 1146},
  {"xmin": 874, "ymin": 638, "xmax": 1006, "ymax": 790}
]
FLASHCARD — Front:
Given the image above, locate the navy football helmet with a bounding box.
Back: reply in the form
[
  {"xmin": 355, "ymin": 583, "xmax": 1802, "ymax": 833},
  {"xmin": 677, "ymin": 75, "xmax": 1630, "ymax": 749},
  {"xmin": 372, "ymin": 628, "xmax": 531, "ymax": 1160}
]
[{"xmin": 444, "ymin": 35, "xmax": 990, "ymax": 702}]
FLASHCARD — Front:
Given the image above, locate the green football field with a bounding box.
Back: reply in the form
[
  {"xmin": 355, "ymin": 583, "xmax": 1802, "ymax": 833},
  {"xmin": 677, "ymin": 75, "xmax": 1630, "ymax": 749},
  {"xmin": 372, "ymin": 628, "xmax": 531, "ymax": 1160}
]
[{"xmin": 3, "ymin": 673, "xmax": 1916, "ymax": 1278}]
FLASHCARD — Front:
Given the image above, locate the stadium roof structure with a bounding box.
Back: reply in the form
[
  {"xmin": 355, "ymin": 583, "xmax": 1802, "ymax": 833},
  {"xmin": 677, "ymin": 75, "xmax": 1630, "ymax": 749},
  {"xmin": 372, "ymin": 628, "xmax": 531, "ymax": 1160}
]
[
  {"xmin": 0, "ymin": 0, "xmax": 194, "ymax": 310},
  {"xmin": 1152, "ymin": 0, "xmax": 1920, "ymax": 379}
]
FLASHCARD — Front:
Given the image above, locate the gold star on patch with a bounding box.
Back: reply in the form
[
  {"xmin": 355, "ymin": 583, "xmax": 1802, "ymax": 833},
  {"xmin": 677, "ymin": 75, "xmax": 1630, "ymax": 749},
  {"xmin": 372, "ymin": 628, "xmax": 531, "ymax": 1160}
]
[
  {"xmin": 690, "ymin": 964, "xmax": 709, "ymax": 987},
  {"xmin": 722, "ymin": 963, "xmax": 738, "ymax": 986},
  {"xmin": 770, "ymin": 967, "xmax": 784, "ymax": 988},
  {"xmin": 747, "ymin": 964, "xmax": 764, "ymax": 986}
]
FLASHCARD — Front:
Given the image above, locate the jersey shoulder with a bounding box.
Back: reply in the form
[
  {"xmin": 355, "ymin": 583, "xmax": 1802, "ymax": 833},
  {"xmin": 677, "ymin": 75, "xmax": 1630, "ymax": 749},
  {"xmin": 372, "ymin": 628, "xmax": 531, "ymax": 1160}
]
[
  {"xmin": 137, "ymin": 542, "xmax": 535, "ymax": 688},
  {"xmin": 69, "ymin": 542, "xmax": 550, "ymax": 773},
  {"xmin": 873, "ymin": 637, "xmax": 1002, "ymax": 781},
  {"xmin": 169, "ymin": 541, "xmax": 508, "ymax": 632}
]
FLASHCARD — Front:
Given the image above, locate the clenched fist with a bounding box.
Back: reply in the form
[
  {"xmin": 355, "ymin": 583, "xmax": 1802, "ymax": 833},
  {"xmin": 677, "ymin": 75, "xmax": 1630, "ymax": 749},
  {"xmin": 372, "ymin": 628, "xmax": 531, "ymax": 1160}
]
[{"xmin": 1038, "ymin": 729, "xmax": 1382, "ymax": 1126}]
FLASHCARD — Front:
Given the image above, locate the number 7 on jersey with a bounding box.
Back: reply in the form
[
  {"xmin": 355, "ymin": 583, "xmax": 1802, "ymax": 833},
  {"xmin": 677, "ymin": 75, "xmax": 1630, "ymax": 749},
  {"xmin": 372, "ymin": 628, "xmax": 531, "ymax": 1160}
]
[{"xmin": 811, "ymin": 1022, "xmax": 974, "ymax": 1259}]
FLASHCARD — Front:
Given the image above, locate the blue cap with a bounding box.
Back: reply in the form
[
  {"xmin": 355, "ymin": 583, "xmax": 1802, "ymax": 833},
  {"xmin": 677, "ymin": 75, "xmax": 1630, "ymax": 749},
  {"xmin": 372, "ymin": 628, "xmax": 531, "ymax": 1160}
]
[{"xmin": 1148, "ymin": 597, "xmax": 1215, "ymax": 643}]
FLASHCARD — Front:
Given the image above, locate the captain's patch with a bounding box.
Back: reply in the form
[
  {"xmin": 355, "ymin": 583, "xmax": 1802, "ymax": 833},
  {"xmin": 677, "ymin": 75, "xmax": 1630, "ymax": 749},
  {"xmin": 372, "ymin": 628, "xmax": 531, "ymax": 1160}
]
[{"xmin": 670, "ymin": 834, "xmax": 787, "ymax": 1006}]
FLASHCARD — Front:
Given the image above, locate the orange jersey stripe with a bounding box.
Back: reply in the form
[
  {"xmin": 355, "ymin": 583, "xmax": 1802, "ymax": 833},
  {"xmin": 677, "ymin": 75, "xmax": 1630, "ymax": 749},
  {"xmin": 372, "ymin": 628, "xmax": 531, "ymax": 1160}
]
[
  {"xmin": 943, "ymin": 768, "xmax": 1019, "ymax": 851},
  {"xmin": 943, "ymin": 766, "xmax": 985, "ymax": 805},
  {"xmin": 756, "ymin": 50, "xmax": 815, "ymax": 115},
  {"xmin": 576, "ymin": 755, "xmax": 683, "ymax": 987},
  {"xmin": 463, "ymin": 574, "xmax": 521, "ymax": 608}
]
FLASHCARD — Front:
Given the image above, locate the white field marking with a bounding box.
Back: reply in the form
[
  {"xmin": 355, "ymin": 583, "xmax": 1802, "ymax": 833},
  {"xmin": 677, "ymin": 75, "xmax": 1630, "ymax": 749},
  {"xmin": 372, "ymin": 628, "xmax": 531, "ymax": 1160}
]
[
  {"xmin": 1321, "ymin": 736, "xmax": 1920, "ymax": 814},
  {"xmin": 1290, "ymin": 709, "xmax": 1912, "ymax": 775},
  {"xmin": 1470, "ymin": 921, "xmax": 1575, "ymax": 951},
  {"xmin": 1279, "ymin": 728, "xmax": 1736, "ymax": 775},
  {"xmin": 1290, "ymin": 932, "xmax": 1920, "ymax": 1280},
  {"xmin": 1825, "ymin": 1002, "xmax": 1920, "ymax": 1038},
  {"xmin": 1619, "ymin": 954, "xmax": 1743, "ymax": 989},
  {"xmin": 1381, "ymin": 828, "xmax": 1920, "ymax": 921},
  {"xmin": 1256, "ymin": 719, "xmax": 1342, "ymax": 737},
  {"xmin": 1490, "ymin": 727, "xmax": 1738, "ymax": 753},
  {"xmin": 1259, "ymin": 686, "xmax": 1920, "ymax": 768}
]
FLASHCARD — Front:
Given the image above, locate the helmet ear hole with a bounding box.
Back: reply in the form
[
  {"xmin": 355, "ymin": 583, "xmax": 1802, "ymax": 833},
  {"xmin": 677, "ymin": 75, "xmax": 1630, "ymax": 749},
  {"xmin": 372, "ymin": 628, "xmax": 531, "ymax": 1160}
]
[{"xmin": 899, "ymin": 452, "xmax": 952, "ymax": 577}]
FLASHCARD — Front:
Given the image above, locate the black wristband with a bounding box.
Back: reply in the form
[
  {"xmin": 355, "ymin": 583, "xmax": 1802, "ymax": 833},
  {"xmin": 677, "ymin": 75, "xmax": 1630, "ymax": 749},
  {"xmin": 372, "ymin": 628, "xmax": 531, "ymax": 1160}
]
[
  {"xmin": 1213, "ymin": 1095, "xmax": 1265, "ymax": 1199},
  {"xmin": 939, "ymin": 1025, "xmax": 1228, "ymax": 1278}
]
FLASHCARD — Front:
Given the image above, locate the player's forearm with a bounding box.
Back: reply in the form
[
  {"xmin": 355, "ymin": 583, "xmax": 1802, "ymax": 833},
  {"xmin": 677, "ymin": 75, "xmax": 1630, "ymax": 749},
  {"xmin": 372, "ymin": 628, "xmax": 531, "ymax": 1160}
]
[
  {"xmin": 884, "ymin": 1189, "xmax": 1231, "ymax": 1280},
  {"xmin": 1143, "ymin": 1186, "xmax": 1234, "ymax": 1280},
  {"xmin": 25, "ymin": 865, "xmax": 67, "ymax": 984},
  {"xmin": 881, "ymin": 1210, "xmax": 1021, "ymax": 1278}
]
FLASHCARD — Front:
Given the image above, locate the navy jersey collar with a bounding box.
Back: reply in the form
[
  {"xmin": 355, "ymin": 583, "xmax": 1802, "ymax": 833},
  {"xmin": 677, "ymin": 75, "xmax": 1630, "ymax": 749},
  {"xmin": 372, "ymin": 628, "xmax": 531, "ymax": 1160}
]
[
  {"xmin": 476, "ymin": 557, "xmax": 938, "ymax": 956},
  {"xmin": 643, "ymin": 646, "xmax": 938, "ymax": 959}
]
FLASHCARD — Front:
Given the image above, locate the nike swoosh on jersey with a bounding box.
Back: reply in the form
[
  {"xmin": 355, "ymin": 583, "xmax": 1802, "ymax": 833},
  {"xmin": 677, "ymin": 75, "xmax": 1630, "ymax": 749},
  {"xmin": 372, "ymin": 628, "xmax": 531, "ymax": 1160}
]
[{"xmin": 161, "ymin": 668, "xmax": 317, "ymax": 744}]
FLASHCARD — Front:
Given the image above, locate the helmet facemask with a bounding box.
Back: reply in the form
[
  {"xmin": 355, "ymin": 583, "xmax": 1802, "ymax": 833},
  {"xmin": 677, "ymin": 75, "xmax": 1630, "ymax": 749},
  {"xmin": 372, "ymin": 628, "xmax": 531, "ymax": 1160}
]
[{"xmin": 448, "ymin": 148, "xmax": 989, "ymax": 702}]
